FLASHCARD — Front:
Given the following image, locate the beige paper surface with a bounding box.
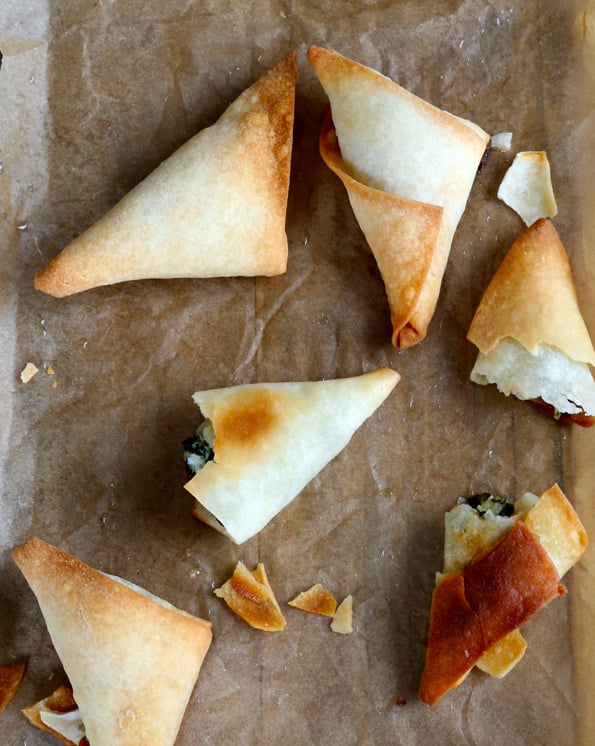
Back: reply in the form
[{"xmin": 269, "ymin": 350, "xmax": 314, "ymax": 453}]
[{"xmin": 1, "ymin": 2, "xmax": 593, "ymax": 744}]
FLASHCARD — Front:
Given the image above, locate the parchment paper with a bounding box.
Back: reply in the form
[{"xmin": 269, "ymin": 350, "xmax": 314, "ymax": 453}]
[{"xmin": 1, "ymin": 1, "xmax": 594, "ymax": 744}]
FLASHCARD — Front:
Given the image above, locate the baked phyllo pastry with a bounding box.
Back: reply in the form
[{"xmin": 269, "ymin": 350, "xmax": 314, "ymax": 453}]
[
  {"xmin": 419, "ymin": 484, "xmax": 588, "ymax": 706},
  {"xmin": 0, "ymin": 662, "xmax": 26, "ymax": 715},
  {"xmin": 468, "ymin": 218, "xmax": 595, "ymax": 426},
  {"xmin": 34, "ymin": 53, "xmax": 297, "ymax": 297},
  {"xmin": 183, "ymin": 367, "xmax": 400, "ymax": 544},
  {"xmin": 13, "ymin": 537, "xmax": 212, "ymax": 746},
  {"xmin": 307, "ymin": 46, "xmax": 489, "ymax": 349},
  {"xmin": 497, "ymin": 150, "xmax": 558, "ymax": 226},
  {"xmin": 214, "ymin": 561, "xmax": 286, "ymax": 631}
]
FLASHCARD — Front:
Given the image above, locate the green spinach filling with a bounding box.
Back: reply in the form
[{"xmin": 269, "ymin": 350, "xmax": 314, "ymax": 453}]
[
  {"xmin": 466, "ymin": 493, "xmax": 514, "ymax": 518},
  {"xmin": 183, "ymin": 419, "xmax": 215, "ymax": 474}
]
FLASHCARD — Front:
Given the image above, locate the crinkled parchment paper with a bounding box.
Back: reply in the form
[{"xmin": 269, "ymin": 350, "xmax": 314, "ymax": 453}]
[{"xmin": 1, "ymin": 1, "xmax": 594, "ymax": 744}]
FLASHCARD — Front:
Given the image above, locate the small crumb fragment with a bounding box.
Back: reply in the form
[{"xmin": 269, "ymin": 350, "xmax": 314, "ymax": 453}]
[
  {"xmin": 330, "ymin": 595, "xmax": 353, "ymax": 634},
  {"xmin": 288, "ymin": 583, "xmax": 337, "ymax": 617},
  {"xmin": 20, "ymin": 362, "xmax": 39, "ymax": 383},
  {"xmin": 46, "ymin": 365, "xmax": 55, "ymax": 375},
  {"xmin": 491, "ymin": 131, "xmax": 513, "ymax": 151},
  {"xmin": 214, "ymin": 561, "xmax": 286, "ymax": 631},
  {"xmin": 497, "ymin": 150, "xmax": 558, "ymax": 226}
]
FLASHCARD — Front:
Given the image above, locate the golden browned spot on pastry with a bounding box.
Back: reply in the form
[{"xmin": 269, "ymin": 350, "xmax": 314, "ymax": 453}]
[
  {"xmin": 216, "ymin": 389, "xmax": 278, "ymax": 447},
  {"xmin": 288, "ymin": 584, "xmax": 337, "ymax": 616},
  {"xmin": 215, "ymin": 561, "xmax": 286, "ymax": 631},
  {"xmin": 0, "ymin": 662, "xmax": 26, "ymax": 714}
]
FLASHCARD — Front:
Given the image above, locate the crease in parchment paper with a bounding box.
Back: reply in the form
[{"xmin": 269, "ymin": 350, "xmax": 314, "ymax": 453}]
[{"xmin": 234, "ymin": 271, "xmax": 312, "ymax": 378}]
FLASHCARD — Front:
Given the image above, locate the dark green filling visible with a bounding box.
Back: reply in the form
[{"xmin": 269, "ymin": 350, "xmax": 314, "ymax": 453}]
[
  {"xmin": 466, "ymin": 493, "xmax": 514, "ymax": 518},
  {"xmin": 183, "ymin": 420, "xmax": 214, "ymax": 475}
]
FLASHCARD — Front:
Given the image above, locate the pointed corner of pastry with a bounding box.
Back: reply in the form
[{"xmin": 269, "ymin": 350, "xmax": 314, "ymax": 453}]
[
  {"xmin": 366, "ymin": 366, "xmax": 401, "ymax": 393},
  {"xmin": 34, "ymin": 260, "xmax": 75, "ymax": 298},
  {"xmin": 305, "ymin": 44, "xmax": 329, "ymax": 69}
]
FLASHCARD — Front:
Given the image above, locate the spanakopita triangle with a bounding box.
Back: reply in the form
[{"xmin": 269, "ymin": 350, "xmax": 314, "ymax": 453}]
[
  {"xmin": 34, "ymin": 53, "xmax": 297, "ymax": 297},
  {"xmin": 468, "ymin": 219, "xmax": 595, "ymax": 424},
  {"xmin": 184, "ymin": 367, "xmax": 400, "ymax": 544},
  {"xmin": 419, "ymin": 485, "xmax": 587, "ymax": 706},
  {"xmin": 307, "ymin": 45, "xmax": 489, "ymax": 349},
  {"xmin": 13, "ymin": 537, "xmax": 212, "ymax": 746}
]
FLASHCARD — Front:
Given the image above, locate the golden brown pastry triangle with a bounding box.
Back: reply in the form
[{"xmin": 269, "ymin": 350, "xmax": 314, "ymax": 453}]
[
  {"xmin": 13, "ymin": 537, "xmax": 212, "ymax": 746},
  {"xmin": 468, "ymin": 218, "xmax": 595, "ymax": 363},
  {"xmin": 307, "ymin": 45, "xmax": 489, "ymax": 349},
  {"xmin": 468, "ymin": 219, "xmax": 595, "ymax": 424},
  {"xmin": 35, "ymin": 53, "xmax": 297, "ymax": 297},
  {"xmin": 184, "ymin": 367, "xmax": 400, "ymax": 544}
]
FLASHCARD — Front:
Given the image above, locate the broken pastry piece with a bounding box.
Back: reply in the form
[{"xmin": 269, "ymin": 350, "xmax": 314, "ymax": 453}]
[
  {"xmin": 330, "ymin": 595, "xmax": 353, "ymax": 635},
  {"xmin": 184, "ymin": 367, "xmax": 400, "ymax": 544},
  {"xmin": 34, "ymin": 53, "xmax": 297, "ymax": 297},
  {"xmin": 288, "ymin": 584, "xmax": 353, "ymax": 634},
  {"xmin": 214, "ymin": 561, "xmax": 286, "ymax": 631},
  {"xmin": 419, "ymin": 484, "xmax": 588, "ymax": 706},
  {"xmin": 498, "ymin": 150, "xmax": 558, "ymax": 226},
  {"xmin": 13, "ymin": 537, "xmax": 212, "ymax": 746},
  {"xmin": 307, "ymin": 45, "xmax": 489, "ymax": 349},
  {"xmin": 288, "ymin": 584, "xmax": 337, "ymax": 617},
  {"xmin": 468, "ymin": 218, "xmax": 595, "ymax": 426},
  {"xmin": 0, "ymin": 662, "xmax": 26, "ymax": 715}
]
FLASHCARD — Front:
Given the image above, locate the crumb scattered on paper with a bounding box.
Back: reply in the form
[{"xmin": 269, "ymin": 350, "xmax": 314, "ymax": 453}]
[
  {"xmin": 214, "ymin": 561, "xmax": 286, "ymax": 631},
  {"xmin": 491, "ymin": 132, "xmax": 513, "ymax": 151},
  {"xmin": 288, "ymin": 583, "xmax": 337, "ymax": 616},
  {"xmin": 330, "ymin": 595, "xmax": 353, "ymax": 635},
  {"xmin": 20, "ymin": 362, "xmax": 39, "ymax": 383},
  {"xmin": 497, "ymin": 150, "xmax": 558, "ymax": 225}
]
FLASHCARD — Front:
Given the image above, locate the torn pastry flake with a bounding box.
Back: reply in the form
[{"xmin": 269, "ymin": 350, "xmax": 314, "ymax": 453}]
[
  {"xmin": 0, "ymin": 661, "xmax": 26, "ymax": 715},
  {"xmin": 330, "ymin": 595, "xmax": 353, "ymax": 635},
  {"xmin": 419, "ymin": 484, "xmax": 588, "ymax": 706},
  {"xmin": 288, "ymin": 584, "xmax": 337, "ymax": 617},
  {"xmin": 490, "ymin": 131, "xmax": 513, "ymax": 151},
  {"xmin": 20, "ymin": 362, "xmax": 39, "ymax": 383},
  {"xmin": 288, "ymin": 584, "xmax": 353, "ymax": 634},
  {"xmin": 214, "ymin": 561, "xmax": 286, "ymax": 632},
  {"xmin": 497, "ymin": 150, "xmax": 558, "ymax": 225}
]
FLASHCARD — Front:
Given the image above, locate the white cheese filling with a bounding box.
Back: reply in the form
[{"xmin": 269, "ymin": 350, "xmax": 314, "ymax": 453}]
[{"xmin": 471, "ymin": 338, "xmax": 595, "ymax": 415}]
